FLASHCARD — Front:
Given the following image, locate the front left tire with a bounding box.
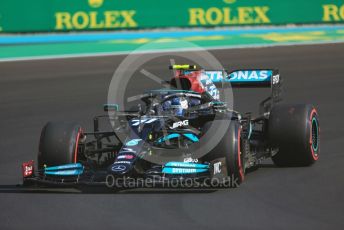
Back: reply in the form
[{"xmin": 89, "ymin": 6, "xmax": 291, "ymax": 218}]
[{"xmin": 38, "ymin": 122, "xmax": 82, "ymax": 169}]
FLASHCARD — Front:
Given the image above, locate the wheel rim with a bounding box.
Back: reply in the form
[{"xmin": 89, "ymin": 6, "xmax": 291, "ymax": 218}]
[{"xmin": 311, "ymin": 117, "xmax": 319, "ymax": 152}]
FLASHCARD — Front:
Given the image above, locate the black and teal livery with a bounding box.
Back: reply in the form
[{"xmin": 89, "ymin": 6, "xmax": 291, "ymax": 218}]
[{"xmin": 22, "ymin": 65, "xmax": 320, "ymax": 189}]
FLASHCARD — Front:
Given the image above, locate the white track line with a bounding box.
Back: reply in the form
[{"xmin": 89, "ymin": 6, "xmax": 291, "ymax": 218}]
[{"xmin": 0, "ymin": 40, "xmax": 343, "ymax": 63}]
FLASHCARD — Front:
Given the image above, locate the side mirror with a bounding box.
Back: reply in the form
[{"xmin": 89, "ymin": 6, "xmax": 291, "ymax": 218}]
[{"xmin": 103, "ymin": 104, "xmax": 119, "ymax": 112}]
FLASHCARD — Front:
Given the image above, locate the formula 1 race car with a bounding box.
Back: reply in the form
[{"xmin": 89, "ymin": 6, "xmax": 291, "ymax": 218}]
[{"xmin": 21, "ymin": 64, "xmax": 320, "ymax": 189}]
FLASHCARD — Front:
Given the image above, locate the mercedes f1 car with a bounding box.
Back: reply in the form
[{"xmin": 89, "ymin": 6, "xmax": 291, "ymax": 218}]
[{"xmin": 22, "ymin": 64, "xmax": 320, "ymax": 189}]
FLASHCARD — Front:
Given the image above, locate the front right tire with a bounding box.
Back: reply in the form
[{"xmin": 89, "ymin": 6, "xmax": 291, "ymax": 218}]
[{"xmin": 202, "ymin": 120, "xmax": 245, "ymax": 186}]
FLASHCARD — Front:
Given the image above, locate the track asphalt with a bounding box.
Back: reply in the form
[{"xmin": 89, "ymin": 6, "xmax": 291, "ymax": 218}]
[{"xmin": 0, "ymin": 43, "xmax": 343, "ymax": 229}]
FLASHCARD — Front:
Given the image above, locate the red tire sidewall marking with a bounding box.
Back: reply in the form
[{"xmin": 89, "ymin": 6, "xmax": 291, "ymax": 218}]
[
  {"xmin": 309, "ymin": 109, "xmax": 319, "ymax": 161},
  {"xmin": 237, "ymin": 127, "xmax": 244, "ymax": 181},
  {"xmin": 73, "ymin": 129, "xmax": 81, "ymax": 163}
]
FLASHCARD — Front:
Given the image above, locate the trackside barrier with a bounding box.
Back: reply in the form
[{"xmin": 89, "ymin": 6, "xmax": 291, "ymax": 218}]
[{"xmin": 0, "ymin": 0, "xmax": 343, "ymax": 33}]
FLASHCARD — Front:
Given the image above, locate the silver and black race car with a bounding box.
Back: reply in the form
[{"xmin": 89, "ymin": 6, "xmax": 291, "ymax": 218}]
[{"xmin": 22, "ymin": 64, "xmax": 320, "ymax": 189}]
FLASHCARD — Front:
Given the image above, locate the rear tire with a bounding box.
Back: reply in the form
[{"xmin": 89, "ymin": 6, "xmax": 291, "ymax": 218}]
[
  {"xmin": 268, "ymin": 104, "xmax": 319, "ymax": 166},
  {"xmin": 38, "ymin": 122, "xmax": 82, "ymax": 169},
  {"xmin": 202, "ymin": 120, "xmax": 245, "ymax": 187}
]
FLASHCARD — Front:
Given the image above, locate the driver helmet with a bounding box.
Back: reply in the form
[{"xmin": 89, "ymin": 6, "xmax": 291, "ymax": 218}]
[{"xmin": 162, "ymin": 97, "xmax": 188, "ymax": 116}]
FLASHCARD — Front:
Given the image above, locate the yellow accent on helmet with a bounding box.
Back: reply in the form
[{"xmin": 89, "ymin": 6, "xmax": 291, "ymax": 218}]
[{"xmin": 170, "ymin": 64, "xmax": 197, "ymax": 70}]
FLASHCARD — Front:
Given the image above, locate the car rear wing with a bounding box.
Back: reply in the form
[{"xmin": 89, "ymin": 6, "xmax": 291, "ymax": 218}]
[
  {"xmin": 169, "ymin": 65, "xmax": 280, "ymax": 88},
  {"xmin": 204, "ymin": 69, "xmax": 279, "ymax": 87},
  {"xmin": 209, "ymin": 69, "xmax": 283, "ymax": 113},
  {"xmin": 170, "ymin": 65, "xmax": 283, "ymax": 114}
]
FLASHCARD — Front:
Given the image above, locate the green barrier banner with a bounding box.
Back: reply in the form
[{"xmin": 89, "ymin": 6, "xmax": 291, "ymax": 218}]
[{"xmin": 0, "ymin": 0, "xmax": 344, "ymax": 32}]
